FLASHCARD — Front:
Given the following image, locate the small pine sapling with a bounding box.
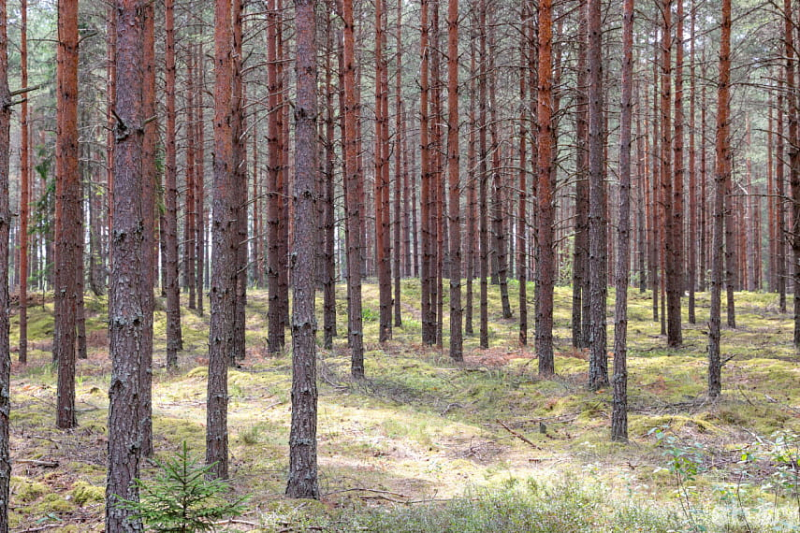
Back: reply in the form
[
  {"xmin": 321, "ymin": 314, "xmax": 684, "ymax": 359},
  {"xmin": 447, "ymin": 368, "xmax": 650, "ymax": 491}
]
[{"xmin": 116, "ymin": 442, "xmax": 248, "ymax": 532}]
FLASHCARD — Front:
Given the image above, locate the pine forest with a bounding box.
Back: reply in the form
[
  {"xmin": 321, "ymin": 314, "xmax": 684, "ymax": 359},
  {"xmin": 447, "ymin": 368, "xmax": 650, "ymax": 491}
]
[{"xmin": 0, "ymin": 0, "xmax": 799, "ymax": 530}]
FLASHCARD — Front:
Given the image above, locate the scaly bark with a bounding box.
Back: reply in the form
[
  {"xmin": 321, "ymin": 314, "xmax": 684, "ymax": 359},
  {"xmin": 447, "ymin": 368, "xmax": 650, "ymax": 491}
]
[
  {"xmin": 106, "ymin": 0, "xmax": 146, "ymax": 526},
  {"xmin": 286, "ymin": 0, "xmax": 320, "ymax": 498}
]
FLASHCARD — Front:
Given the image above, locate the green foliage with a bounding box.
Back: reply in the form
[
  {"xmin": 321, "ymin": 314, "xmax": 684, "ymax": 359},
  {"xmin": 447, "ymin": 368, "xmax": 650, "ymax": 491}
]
[{"xmin": 116, "ymin": 442, "xmax": 248, "ymax": 533}]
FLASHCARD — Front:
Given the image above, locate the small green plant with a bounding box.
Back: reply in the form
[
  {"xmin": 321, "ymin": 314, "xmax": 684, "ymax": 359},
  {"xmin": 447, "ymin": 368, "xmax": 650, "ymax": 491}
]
[
  {"xmin": 650, "ymin": 425, "xmax": 707, "ymax": 532},
  {"xmin": 116, "ymin": 442, "xmax": 248, "ymax": 532}
]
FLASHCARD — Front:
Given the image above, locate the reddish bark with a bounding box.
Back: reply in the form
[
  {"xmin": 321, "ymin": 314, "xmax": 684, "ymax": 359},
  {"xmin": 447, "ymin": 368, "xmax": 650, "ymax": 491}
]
[
  {"xmin": 708, "ymin": 0, "xmax": 731, "ymax": 399},
  {"xmin": 55, "ymin": 0, "xmax": 80, "ymax": 429}
]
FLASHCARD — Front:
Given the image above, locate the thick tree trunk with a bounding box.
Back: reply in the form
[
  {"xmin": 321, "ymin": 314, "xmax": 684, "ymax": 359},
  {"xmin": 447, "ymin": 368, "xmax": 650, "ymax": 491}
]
[
  {"xmin": 106, "ymin": 0, "xmax": 146, "ymax": 527},
  {"xmin": 286, "ymin": 0, "xmax": 320, "ymax": 499},
  {"xmin": 206, "ymin": 0, "xmax": 237, "ymax": 479},
  {"xmin": 55, "ymin": 0, "xmax": 80, "ymax": 429}
]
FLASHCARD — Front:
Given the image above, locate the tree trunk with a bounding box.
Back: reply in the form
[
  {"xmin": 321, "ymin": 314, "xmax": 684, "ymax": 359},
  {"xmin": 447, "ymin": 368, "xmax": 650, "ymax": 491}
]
[
  {"xmin": 322, "ymin": 4, "xmax": 337, "ymax": 349},
  {"xmin": 19, "ymin": 0, "xmax": 29, "ymax": 366},
  {"xmin": 708, "ymin": 0, "xmax": 731, "ymax": 400},
  {"xmin": 343, "ymin": 0, "xmax": 364, "ymax": 377},
  {"xmin": 164, "ymin": 0, "xmax": 182, "ymax": 368},
  {"xmin": 587, "ymin": 0, "xmax": 608, "ymax": 389},
  {"xmin": 393, "ymin": 0, "xmax": 403, "ymax": 329},
  {"xmin": 140, "ymin": 0, "xmax": 156, "ymax": 457},
  {"xmin": 286, "ymin": 0, "xmax": 320, "ymax": 499},
  {"xmin": 536, "ymin": 0, "xmax": 555, "ymax": 376},
  {"xmin": 206, "ymin": 0, "xmax": 237, "ymax": 479},
  {"xmin": 478, "ymin": 0, "xmax": 489, "ymax": 349},
  {"xmin": 670, "ymin": 0, "xmax": 685, "ymax": 343},
  {"xmin": 787, "ymin": 0, "xmax": 800, "ymax": 345},
  {"xmin": 612, "ymin": 0, "xmax": 634, "ymax": 443},
  {"xmin": 447, "ymin": 0, "xmax": 462, "ymax": 361},
  {"xmin": 232, "ymin": 0, "xmax": 247, "ymax": 362},
  {"xmin": 55, "ymin": 0, "xmax": 80, "ymax": 429},
  {"xmin": 0, "ymin": 0, "xmax": 12, "ymax": 525},
  {"xmin": 106, "ymin": 0, "xmax": 146, "ymax": 526},
  {"xmin": 267, "ymin": 1, "xmax": 285, "ymax": 354}
]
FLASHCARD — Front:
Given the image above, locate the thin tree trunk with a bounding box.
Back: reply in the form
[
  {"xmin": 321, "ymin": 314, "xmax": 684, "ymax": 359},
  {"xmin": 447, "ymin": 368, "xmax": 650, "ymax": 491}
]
[
  {"xmin": 447, "ymin": 0, "xmax": 462, "ymax": 361},
  {"xmin": 420, "ymin": 0, "xmax": 435, "ymax": 345},
  {"xmin": 688, "ymin": 1, "xmax": 697, "ymax": 323},
  {"xmin": 164, "ymin": 0, "xmax": 182, "ymax": 368},
  {"xmin": 393, "ymin": 0, "xmax": 403, "ymax": 328},
  {"xmin": 787, "ymin": 0, "xmax": 800, "ymax": 344},
  {"xmin": 612, "ymin": 0, "xmax": 634, "ymax": 443},
  {"xmin": 671, "ymin": 0, "xmax": 685, "ymax": 340},
  {"xmin": 478, "ymin": 0, "xmax": 489, "ymax": 349},
  {"xmin": 233, "ymin": 0, "xmax": 247, "ymax": 362},
  {"xmin": 140, "ymin": 0, "xmax": 156, "ymax": 457},
  {"xmin": 322, "ymin": 4, "xmax": 337, "ymax": 349},
  {"xmin": 195, "ymin": 56, "xmax": 206, "ymax": 316},
  {"xmin": 587, "ymin": 0, "xmax": 608, "ymax": 389},
  {"xmin": 708, "ymin": 0, "xmax": 731, "ymax": 400},
  {"xmin": 0, "ymin": 0, "xmax": 12, "ymax": 525},
  {"xmin": 343, "ymin": 0, "xmax": 365, "ymax": 377},
  {"xmin": 19, "ymin": 0, "xmax": 29, "ymax": 366},
  {"xmin": 536, "ymin": 0, "xmax": 555, "ymax": 375},
  {"xmin": 267, "ymin": 1, "xmax": 285, "ymax": 353}
]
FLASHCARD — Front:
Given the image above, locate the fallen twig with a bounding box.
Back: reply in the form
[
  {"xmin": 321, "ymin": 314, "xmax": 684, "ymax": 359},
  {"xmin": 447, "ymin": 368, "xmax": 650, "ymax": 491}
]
[
  {"xmin": 496, "ymin": 420, "xmax": 542, "ymax": 450},
  {"xmin": 326, "ymin": 487, "xmax": 406, "ymax": 498},
  {"xmin": 15, "ymin": 459, "xmax": 58, "ymax": 468}
]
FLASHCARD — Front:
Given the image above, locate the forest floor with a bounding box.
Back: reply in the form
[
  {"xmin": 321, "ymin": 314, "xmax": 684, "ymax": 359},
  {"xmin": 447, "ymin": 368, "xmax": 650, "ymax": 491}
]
[{"xmin": 6, "ymin": 280, "xmax": 800, "ymax": 532}]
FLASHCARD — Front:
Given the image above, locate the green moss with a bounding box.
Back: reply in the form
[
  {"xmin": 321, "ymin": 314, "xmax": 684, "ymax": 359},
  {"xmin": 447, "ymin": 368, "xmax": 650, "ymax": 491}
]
[
  {"xmin": 70, "ymin": 481, "xmax": 104, "ymax": 505},
  {"xmin": 12, "ymin": 477, "xmax": 47, "ymax": 503},
  {"xmin": 33, "ymin": 493, "xmax": 75, "ymax": 514}
]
